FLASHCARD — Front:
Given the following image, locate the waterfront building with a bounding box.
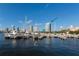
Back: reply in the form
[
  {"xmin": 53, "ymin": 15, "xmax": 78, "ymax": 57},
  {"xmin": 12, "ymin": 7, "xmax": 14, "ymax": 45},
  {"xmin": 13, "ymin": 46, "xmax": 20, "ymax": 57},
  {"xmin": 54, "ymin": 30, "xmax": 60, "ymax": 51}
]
[
  {"xmin": 13, "ymin": 26, "xmax": 15, "ymax": 30},
  {"xmin": 45, "ymin": 22, "xmax": 51, "ymax": 32},
  {"xmin": 17, "ymin": 27, "xmax": 20, "ymax": 32},
  {"xmin": 33, "ymin": 26, "xmax": 39, "ymax": 32},
  {"xmin": 29, "ymin": 25, "xmax": 33, "ymax": 32},
  {"xmin": 69, "ymin": 25, "xmax": 79, "ymax": 31},
  {"xmin": 5, "ymin": 27, "xmax": 9, "ymax": 32}
]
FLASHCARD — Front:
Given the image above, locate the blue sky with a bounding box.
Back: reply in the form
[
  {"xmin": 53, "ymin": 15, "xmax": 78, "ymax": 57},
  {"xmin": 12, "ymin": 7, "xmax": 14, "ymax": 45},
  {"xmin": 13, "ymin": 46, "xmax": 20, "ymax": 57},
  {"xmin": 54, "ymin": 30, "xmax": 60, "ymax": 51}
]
[{"xmin": 0, "ymin": 3, "xmax": 79, "ymax": 31}]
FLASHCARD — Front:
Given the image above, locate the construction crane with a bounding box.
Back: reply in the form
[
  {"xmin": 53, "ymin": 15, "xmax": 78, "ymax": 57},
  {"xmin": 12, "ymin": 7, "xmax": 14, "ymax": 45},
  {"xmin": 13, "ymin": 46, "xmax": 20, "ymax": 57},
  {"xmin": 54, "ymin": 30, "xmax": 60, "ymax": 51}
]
[
  {"xmin": 50, "ymin": 17, "xmax": 58, "ymax": 23},
  {"xmin": 49, "ymin": 17, "xmax": 58, "ymax": 32}
]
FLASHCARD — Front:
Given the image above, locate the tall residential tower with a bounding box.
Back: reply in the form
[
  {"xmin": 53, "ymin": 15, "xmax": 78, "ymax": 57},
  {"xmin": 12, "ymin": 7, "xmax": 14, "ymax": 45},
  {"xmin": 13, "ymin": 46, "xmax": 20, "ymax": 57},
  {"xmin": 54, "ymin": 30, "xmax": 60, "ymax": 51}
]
[{"xmin": 45, "ymin": 22, "xmax": 51, "ymax": 32}]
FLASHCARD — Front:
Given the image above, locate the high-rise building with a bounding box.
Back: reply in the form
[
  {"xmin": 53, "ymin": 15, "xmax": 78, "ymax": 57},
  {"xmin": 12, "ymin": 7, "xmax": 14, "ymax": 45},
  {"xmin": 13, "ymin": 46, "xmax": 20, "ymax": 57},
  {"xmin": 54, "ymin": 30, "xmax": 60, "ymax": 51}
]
[
  {"xmin": 17, "ymin": 27, "xmax": 20, "ymax": 32},
  {"xmin": 34, "ymin": 26, "xmax": 39, "ymax": 32},
  {"xmin": 29, "ymin": 25, "xmax": 33, "ymax": 32},
  {"xmin": 45, "ymin": 22, "xmax": 51, "ymax": 32}
]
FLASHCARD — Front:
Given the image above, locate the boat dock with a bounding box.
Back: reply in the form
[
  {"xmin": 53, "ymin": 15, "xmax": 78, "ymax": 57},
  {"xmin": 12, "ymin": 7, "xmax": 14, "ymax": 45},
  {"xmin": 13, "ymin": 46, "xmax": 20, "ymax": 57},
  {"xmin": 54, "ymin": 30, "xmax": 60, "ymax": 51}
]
[
  {"xmin": 3, "ymin": 31, "xmax": 79, "ymax": 40},
  {"xmin": 4, "ymin": 32, "xmax": 47, "ymax": 40}
]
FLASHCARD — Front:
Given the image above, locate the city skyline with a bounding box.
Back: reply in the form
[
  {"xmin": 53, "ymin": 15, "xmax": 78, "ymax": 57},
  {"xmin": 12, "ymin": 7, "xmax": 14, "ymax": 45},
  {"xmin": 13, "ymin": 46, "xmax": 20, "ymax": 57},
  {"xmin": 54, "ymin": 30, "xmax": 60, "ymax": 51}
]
[{"xmin": 0, "ymin": 3, "xmax": 79, "ymax": 31}]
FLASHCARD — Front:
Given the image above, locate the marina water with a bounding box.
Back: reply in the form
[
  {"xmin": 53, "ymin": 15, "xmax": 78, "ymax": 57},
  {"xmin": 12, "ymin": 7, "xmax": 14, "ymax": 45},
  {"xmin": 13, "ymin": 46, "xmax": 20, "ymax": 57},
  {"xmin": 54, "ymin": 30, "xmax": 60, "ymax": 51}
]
[{"xmin": 0, "ymin": 32, "xmax": 79, "ymax": 56}]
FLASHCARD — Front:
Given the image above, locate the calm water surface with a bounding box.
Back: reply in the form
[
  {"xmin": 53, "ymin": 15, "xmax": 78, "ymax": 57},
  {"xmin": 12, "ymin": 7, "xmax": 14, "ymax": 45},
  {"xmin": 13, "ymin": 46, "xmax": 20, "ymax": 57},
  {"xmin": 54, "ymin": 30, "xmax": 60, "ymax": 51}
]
[{"xmin": 0, "ymin": 33, "xmax": 79, "ymax": 56}]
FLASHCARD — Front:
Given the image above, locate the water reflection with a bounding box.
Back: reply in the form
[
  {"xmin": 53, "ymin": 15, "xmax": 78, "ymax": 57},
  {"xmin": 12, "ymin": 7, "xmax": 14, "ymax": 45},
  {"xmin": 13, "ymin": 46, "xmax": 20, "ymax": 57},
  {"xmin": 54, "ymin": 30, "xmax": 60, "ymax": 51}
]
[
  {"xmin": 33, "ymin": 40, "xmax": 38, "ymax": 46},
  {"xmin": 12, "ymin": 39, "xmax": 16, "ymax": 48},
  {"xmin": 1, "ymin": 33, "xmax": 79, "ymax": 55},
  {"xmin": 45, "ymin": 38, "xmax": 50, "ymax": 44}
]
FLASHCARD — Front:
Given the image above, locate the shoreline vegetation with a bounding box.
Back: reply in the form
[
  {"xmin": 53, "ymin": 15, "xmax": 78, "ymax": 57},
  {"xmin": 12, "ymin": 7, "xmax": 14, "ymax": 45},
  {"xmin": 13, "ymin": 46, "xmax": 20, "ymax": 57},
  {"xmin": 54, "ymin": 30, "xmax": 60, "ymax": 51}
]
[
  {"xmin": 40, "ymin": 29, "xmax": 79, "ymax": 35},
  {"xmin": 54, "ymin": 29, "xmax": 79, "ymax": 34}
]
